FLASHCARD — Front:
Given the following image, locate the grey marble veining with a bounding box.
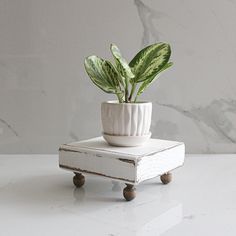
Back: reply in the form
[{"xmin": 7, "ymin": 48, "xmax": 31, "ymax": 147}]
[
  {"xmin": 134, "ymin": 0, "xmax": 162, "ymax": 47},
  {"xmin": 156, "ymin": 99, "xmax": 236, "ymax": 153},
  {"xmin": 0, "ymin": 118, "xmax": 18, "ymax": 137},
  {"xmin": 0, "ymin": 0, "xmax": 236, "ymax": 153}
]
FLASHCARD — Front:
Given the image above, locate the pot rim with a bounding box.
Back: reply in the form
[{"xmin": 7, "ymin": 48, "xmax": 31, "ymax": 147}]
[{"xmin": 102, "ymin": 100, "xmax": 152, "ymax": 105}]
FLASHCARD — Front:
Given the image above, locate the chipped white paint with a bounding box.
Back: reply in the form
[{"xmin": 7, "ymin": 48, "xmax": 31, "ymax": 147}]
[{"xmin": 59, "ymin": 137, "xmax": 185, "ymax": 184}]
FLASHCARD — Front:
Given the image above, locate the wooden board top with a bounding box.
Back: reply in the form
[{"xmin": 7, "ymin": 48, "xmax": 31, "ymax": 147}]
[{"xmin": 60, "ymin": 137, "xmax": 184, "ymax": 158}]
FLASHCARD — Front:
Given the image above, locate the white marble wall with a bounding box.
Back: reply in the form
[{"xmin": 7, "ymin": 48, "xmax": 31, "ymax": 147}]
[{"xmin": 0, "ymin": 0, "xmax": 236, "ymax": 153}]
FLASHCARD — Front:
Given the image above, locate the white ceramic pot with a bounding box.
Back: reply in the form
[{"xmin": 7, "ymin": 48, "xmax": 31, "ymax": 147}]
[{"xmin": 101, "ymin": 101, "xmax": 152, "ymax": 146}]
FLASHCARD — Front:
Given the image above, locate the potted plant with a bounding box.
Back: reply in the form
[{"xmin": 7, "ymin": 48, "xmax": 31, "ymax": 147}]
[{"xmin": 84, "ymin": 42, "xmax": 173, "ymax": 146}]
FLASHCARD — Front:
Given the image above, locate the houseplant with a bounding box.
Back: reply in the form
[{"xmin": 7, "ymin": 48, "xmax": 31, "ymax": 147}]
[{"xmin": 84, "ymin": 42, "xmax": 173, "ymax": 146}]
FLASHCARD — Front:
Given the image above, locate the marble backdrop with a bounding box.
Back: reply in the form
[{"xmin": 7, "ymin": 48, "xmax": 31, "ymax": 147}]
[{"xmin": 0, "ymin": 0, "xmax": 236, "ymax": 153}]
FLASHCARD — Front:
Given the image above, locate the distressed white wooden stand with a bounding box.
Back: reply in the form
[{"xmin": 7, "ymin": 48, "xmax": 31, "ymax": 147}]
[{"xmin": 59, "ymin": 137, "xmax": 185, "ymax": 201}]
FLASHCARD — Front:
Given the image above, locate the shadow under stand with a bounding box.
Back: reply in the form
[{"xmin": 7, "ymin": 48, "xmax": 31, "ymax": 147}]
[{"xmin": 59, "ymin": 137, "xmax": 185, "ymax": 201}]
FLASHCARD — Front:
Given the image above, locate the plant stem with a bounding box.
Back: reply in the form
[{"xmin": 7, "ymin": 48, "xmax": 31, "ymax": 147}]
[
  {"xmin": 116, "ymin": 93, "xmax": 123, "ymax": 103},
  {"xmin": 128, "ymin": 83, "xmax": 136, "ymax": 102},
  {"xmin": 134, "ymin": 87, "xmax": 139, "ymax": 102},
  {"xmin": 125, "ymin": 77, "xmax": 129, "ymax": 103}
]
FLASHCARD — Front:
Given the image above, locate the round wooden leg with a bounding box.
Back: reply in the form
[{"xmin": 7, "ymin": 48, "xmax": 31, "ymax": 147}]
[
  {"xmin": 123, "ymin": 184, "xmax": 136, "ymax": 201},
  {"xmin": 160, "ymin": 172, "xmax": 172, "ymax": 184},
  {"xmin": 73, "ymin": 172, "xmax": 85, "ymax": 188}
]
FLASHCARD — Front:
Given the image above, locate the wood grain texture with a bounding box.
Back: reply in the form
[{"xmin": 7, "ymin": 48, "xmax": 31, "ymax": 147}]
[
  {"xmin": 59, "ymin": 137, "xmax": 185, "ymax": 184},
  {"xmin": 60, "ymin": 164, "xmax": 135, "ymax": 183}
]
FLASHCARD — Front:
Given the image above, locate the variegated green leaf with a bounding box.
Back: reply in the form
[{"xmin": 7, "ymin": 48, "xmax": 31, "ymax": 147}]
[
  {"xmin": 129, "ymin": 43, "xmax": 171, "ymax": 83},
  {"xmin": 110, "ymin": 44, "xmax": 134, "ymax": 79},
  {"xmin": 102, "ymin": 60, "xmax": 123, "ymax": 94},
  {"xmin": 84, "ymin": 55, "xmax": 118, "ymax": 94},
  {"xmin": 136, "ymin": 62, "xmax": 173, "ymax": 96}
]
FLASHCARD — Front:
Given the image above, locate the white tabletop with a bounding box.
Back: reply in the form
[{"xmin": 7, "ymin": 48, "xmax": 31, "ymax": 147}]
[{"xmin": 0, "ymin": 154, "xmax": 236, "ymax": 236}]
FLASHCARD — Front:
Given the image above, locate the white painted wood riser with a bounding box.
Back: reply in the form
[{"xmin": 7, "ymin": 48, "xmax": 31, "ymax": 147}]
[{"xmin": 59, "ymin": 142, "xmax": 185, "ymax": 185}]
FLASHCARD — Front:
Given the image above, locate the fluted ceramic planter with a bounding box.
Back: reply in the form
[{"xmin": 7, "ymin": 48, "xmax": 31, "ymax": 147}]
[{"xmin": 101, "ymin": 101, "xmax": 152, "ymax": 146}]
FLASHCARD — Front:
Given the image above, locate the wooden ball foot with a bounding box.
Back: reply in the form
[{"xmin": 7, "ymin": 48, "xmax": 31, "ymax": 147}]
[
  {"xmin": 73, "ymin": 172, "xmax": 85, "ymax": 188},
  {"xmin": 160, "ymin": 172, "xmax": 172, "ymax": 184},
  {"xmin": 123, "ymin": 184, "xmax": 136, "ymax": 201}
]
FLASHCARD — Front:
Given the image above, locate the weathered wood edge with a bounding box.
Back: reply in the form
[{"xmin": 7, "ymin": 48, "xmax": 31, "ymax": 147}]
[
  {"xmin": 144, "ymin": 143, "xmax": 185, "ymax": 157},
  {"xmin": 59, "ymin": 142, "xmax": 184, "ymax": 159},
  {"xmin": 59, "ymin": 147, "xmax": 87, "ymax": 154},
  {"xmin": 59, "ymin": 147, "xmax": 136, "ymax": 166},
  {"xmin": 59, "ymin": 164, "xmax": 135, "ymax": 183},
  {"xmin": 118, "ymin": 158, "xmax": 135, "ymax": 166},
  {"xmin": 136, "ymin": 143, "xmax": 185, "ymax": 162}
]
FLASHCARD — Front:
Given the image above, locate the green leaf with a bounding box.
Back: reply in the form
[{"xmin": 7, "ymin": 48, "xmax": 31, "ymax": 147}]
[
  {"xmin": 102, "ymin": 60, "xmax": 123, "ymax": 94},
  {"xmin": 136, "ymin": 62, "xmax": 173, "ymax": 96},
  {"xmin": 129, "ymin": 42, "xmax": 171, "ymax": 83},
  {"xmin": 84, "ymin": 55, "xmax": 119, "ymax": 94},
  {"xmin": 110, "ymin": 44, "xmax": 134, "ymax": 79}
]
